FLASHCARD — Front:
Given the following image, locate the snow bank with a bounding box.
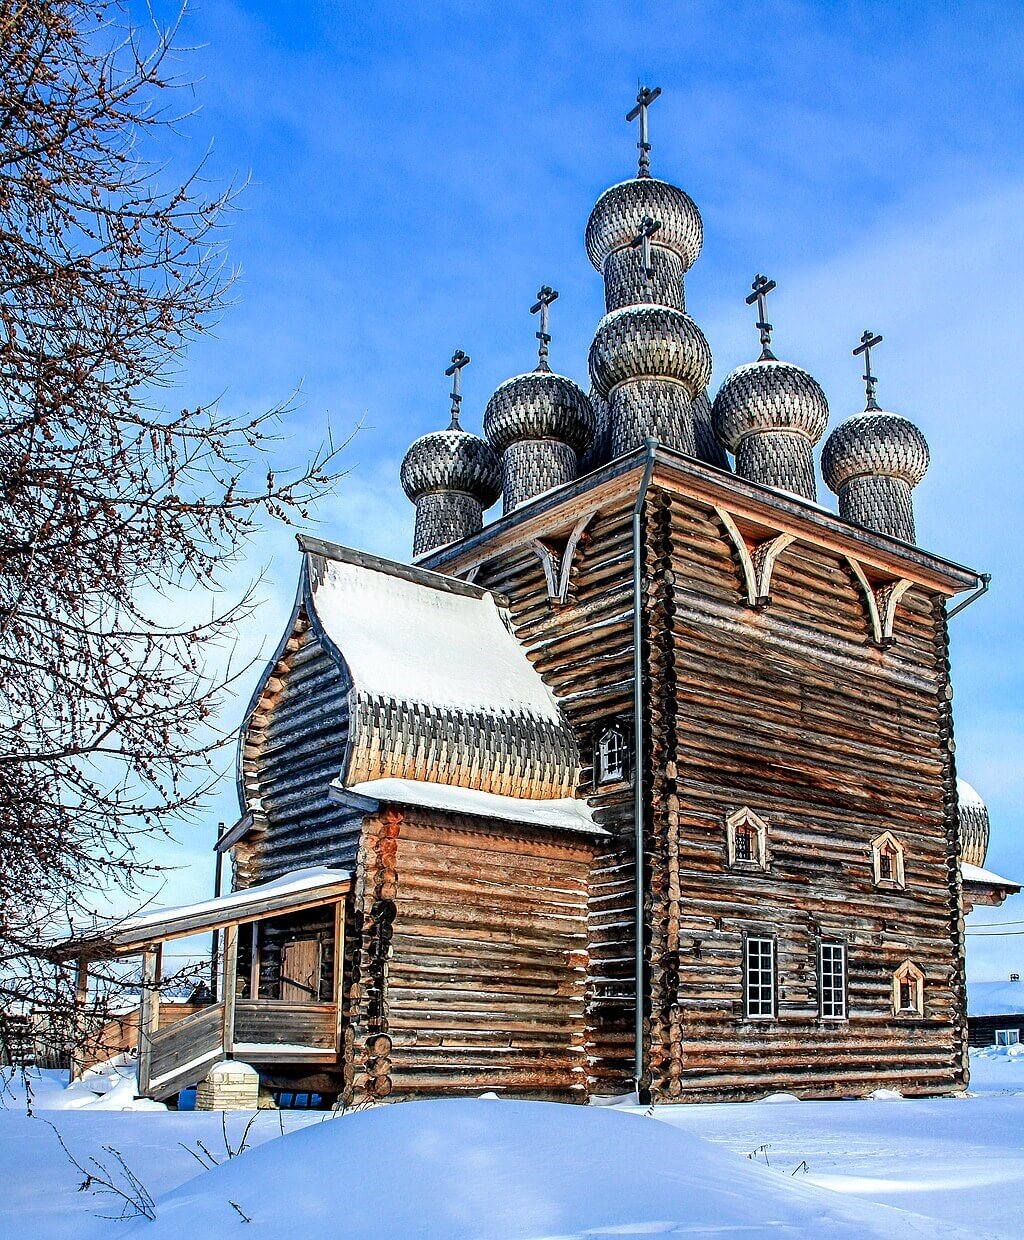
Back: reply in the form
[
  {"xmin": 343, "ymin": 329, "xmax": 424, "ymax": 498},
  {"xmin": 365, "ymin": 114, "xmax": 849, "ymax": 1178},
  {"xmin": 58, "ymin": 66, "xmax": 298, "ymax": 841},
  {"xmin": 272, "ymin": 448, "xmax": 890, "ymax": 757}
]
[
  {"xmin": 123, "ymin": 1097, "xmax": 954, "ymax": 1239},
  {"xmin": 1, "ymin": 1059, "xmax": 164, "ymax": 1113}
]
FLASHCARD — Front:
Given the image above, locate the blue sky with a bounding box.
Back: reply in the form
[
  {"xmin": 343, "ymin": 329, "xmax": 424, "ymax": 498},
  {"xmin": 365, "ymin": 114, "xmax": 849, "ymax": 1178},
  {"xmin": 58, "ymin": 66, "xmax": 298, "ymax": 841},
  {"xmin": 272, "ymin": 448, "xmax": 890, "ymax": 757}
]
[{"xmin": 138, "ymin": 1, "xmax": 1024, "ymax": 979}]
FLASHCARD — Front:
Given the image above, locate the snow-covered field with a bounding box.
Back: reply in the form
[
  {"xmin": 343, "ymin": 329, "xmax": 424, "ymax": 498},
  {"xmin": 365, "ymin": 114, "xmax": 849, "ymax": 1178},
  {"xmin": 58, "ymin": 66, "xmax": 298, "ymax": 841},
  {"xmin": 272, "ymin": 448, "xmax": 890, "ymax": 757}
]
[{"xmin": 1, "ymin": 1049, "xmax": 1022, "ymax": 1239}]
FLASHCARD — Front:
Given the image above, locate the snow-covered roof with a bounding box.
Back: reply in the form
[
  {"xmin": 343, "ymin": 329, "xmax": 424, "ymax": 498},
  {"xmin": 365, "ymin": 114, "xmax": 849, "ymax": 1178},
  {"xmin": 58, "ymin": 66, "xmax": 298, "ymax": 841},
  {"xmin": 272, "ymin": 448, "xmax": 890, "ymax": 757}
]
[
  {"xmin": 53, "ymin": 867, "xmax": 351, "ymax": 958},
  {"xmin": 957, "ymin": 777, "xmax": 986, "ymax": 812},
  {"xmin": 300, "ymin": 539, "xmax": 580, "ymax": 801},
  {"xmin": 968, "ymin": 980, "xmax": 1024, "ymax": 1017},
  {"xmin": 962, "ymin": 861, "xmax": 1020, "ymax": 891},
  {"xmin": 342, "ymin": 778, "xmax": 606, "ymax": 837},
  {"xmin": 306, "ymin": 542, "xmax": 561, "ymax": 721}
]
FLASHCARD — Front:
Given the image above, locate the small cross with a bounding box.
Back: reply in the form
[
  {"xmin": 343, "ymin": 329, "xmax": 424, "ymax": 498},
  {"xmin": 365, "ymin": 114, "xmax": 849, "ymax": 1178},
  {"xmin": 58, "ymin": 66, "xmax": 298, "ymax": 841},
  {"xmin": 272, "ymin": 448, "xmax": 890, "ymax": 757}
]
[
  {"xmin": 626, "ymin": 85, "xmax": 662, "ymax": 178},
  {"xmin": 444, "ymin": 349, "xmax": 471, "ymax": 427},
  {"xmin": 630, "ymin": 216, "xmax": 662, "ymax": 284},
  {"xmin": 745, "ymin": 274, "xmax": 777, "ymax": 360},
  {"xmin": 853, "ymin": 330, "xmax": 883, "ymax": 410},
  {"xmin": 530, "ymin": 285, "xmax": 559, "ymax": 372}
]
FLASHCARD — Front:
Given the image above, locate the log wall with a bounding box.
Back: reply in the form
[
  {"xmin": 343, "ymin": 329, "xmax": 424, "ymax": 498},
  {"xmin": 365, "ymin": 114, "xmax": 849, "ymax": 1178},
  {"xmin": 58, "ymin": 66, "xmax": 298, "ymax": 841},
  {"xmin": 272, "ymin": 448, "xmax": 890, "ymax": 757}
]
[
  {"xmin": 348, "ymin": 807, "xmax": 593, "ymax": 1102},
  {"xmin": 642, "ymin": 486, "xmax": 967, "ymax": 1100}
]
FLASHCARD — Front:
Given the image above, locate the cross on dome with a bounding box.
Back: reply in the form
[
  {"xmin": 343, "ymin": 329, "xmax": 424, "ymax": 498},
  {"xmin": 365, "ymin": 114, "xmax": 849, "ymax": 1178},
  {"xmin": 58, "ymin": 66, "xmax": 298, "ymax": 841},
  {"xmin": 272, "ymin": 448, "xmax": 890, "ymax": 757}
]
[
  {"xmin": 626, "ymin": 84, "xmax": 662, "ymax": 178},
  {"xmin": 531, "ymin": 285, "xmax": 559, "ymax": 372},
  {"xmin": 853, "ymin": 330, "xmax": 883, "ymax": 411},
  {"xmin": 630, "ymin": 216, "xmax": 662, "ymax": 284},
  {"xmin": 444, "ymin": 349, "xmax": 471, "ymax": 427},
  {"xmin": 745, "ymin": 274, "xmax": 777, "ymax": 361}
]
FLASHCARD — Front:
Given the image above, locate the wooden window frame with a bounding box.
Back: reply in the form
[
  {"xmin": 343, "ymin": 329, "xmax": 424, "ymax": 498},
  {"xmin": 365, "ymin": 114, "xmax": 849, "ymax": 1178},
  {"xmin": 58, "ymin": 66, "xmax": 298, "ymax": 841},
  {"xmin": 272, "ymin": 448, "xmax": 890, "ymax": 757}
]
[
  {"xmin": 594, "ymin": 722, "xmax": 630, "ymax": 789},
  {"xmin": 744, "ymin": 935, "xmax": 776, "ymax": 1021},
  {"xmin": 871, "ymin": 831, "xmax": 906, "ymax": 889},
  {"xmin": 727, "ymin": 807, "xmax": 770, "ymax": 871},
  {"xmin": 818, "ymin": 941, "xmax": 848, "ymax": 1021},
  {"xmin": 892, "ymin": 960, "xmax": 925, "ymax": 1017},
  {"xmin": 996, "ymin": 1029, "xmax": 1020, "ymax": 1047}
]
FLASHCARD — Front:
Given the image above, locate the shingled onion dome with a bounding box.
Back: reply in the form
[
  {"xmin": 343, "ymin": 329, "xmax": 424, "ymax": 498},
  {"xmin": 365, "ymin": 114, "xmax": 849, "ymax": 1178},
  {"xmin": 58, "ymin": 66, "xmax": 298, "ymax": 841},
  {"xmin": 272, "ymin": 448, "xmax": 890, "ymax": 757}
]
[
  {"xmin": 821, "ymin": 332, "xmax": 929, "ymax": 544},
  {"xmin": 712, "ymin": 277, "xmax": 828, "ymax": 500},
  {"xmin": 401, "ymin": 352, "xmax": 501, "ymax": 557},
  {"xmin": 586, "ymin": 177, "xmax": 702, "ymax": 312},
  {"xmin": 957, "ymin": 778, "xmax": 991, "ymax": 870},
  {"xmin": 484, "ymin": 287, "xmax": 595, "ymax": 513},
  {"xmin": 589, "ymin": 303, "xmax": 713, "ymax": 458}
]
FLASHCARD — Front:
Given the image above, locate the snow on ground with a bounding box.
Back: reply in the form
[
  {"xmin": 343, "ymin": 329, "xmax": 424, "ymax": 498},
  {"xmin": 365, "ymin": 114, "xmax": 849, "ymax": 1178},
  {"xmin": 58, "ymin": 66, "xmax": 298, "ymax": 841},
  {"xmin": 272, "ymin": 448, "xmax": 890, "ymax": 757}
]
[{"xmin": 0, "ymin": 1050, "xmax": 1021, "ymax": 1239}]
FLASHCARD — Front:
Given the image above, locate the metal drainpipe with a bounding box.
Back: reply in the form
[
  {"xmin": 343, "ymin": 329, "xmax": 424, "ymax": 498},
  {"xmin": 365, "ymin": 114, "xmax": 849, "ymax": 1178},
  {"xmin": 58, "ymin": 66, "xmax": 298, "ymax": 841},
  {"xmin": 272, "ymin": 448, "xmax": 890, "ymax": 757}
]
[
  {"xmin": 947, "ymin": 572, "xmax": 991, "ymax": 620},
  {"xmin": 632, "ymin": 439, "xmax": 658, "ymax": 1101}
]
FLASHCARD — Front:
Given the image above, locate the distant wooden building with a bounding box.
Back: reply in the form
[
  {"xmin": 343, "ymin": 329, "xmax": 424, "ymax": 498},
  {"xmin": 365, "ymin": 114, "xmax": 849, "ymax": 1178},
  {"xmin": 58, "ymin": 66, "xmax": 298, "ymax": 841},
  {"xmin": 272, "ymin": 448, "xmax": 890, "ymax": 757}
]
[
  {"xmin": 56, "ymin": 88, "xmax": 1019, "ymax": 1107},
  {"xmin": 967, "ymin": 978, "xmax": 1024, "ymax": 1048}
]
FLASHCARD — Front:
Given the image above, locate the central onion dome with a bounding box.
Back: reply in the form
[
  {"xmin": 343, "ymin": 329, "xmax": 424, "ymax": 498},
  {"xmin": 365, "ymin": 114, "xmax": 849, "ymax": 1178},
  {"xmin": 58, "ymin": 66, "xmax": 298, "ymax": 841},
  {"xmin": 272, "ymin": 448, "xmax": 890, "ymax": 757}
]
[
  {"xmin": 957, "ymin": 777, "xmax": 991, "ymax": 870},
  {"xmin": 401, "ymin": 351, "xmax": 501, "ymax": 557},
  {"xmin": 483, "ymin": 287, "xmax": 594, "ymax": 514},
  {"xmin": 586, "ymin": 178, "xmax": 703, "ymax": 274},
  {"xmin": 821, "ymin": 332, "xmax": 929, "ymax": 544}
]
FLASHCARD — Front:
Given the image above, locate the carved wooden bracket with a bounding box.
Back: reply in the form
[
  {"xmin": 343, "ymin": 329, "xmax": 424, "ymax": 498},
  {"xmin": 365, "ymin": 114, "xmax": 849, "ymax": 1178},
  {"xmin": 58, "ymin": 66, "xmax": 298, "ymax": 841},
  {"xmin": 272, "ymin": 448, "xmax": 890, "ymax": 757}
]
[
  {"xmin": 845, "ymin": 557, "xmax": 913, "ymax": 646},
  {"xmin": 714, "ymin": 507, "xmax": 795, "ymax": 609},
  {"xmin": 531, "ymin": 510, "xmax": 598, "ymax": 605}
]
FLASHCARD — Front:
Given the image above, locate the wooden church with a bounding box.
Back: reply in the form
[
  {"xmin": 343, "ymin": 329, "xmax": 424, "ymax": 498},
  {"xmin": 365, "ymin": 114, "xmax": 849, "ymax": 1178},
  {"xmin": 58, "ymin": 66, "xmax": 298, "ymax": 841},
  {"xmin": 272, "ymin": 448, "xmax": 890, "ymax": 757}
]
[{"xmin": 59, "ymin": 88, "xmax": 1019, "ymax": 1107}]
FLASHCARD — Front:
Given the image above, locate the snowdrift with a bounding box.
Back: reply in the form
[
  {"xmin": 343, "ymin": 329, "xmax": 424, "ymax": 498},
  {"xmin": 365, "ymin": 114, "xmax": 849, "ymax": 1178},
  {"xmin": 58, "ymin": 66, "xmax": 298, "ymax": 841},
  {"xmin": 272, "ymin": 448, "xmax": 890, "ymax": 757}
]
[{"xmin": 122, "ymin": 1097, "xmax": 959, "ymax": 1239}]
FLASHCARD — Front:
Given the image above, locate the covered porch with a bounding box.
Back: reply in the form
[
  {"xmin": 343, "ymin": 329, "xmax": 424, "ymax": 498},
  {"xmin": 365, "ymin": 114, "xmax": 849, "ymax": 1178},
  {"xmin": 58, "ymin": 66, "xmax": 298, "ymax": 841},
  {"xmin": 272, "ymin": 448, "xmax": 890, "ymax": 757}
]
[{"xmin": 56, "ymin": 868, "xmax": 351, "ymax": 1102}]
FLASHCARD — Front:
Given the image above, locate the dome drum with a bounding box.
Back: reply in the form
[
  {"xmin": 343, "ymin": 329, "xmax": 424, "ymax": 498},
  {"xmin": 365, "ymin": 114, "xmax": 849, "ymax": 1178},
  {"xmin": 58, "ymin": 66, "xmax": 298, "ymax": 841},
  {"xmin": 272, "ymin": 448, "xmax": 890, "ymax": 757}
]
[
  {"xmin": 410, "ymin": 490, "xmax": 487, "ymax": 558},
  {"xmin": 734, "ymin": 432, "xmax": 818, "ymax": 502},
  {"xmin": 833, "ymin": 474, "xmax": 917, "ymax": 544},
  {"xmin": 578, "ymin": 387, "xmax": 611, "ymax": 476},
  {"xmin": 608, "ymin": 378, "xmax": 697, "ymax": 458},
  {"xmin": 602, "ymin": 245, "xmax": 685, "ymax": 313},
  {"xmin": 585, "ymin": 178, "xmax": 702, "ymax": 274},
  {"xmin": 500, "ymin": 439, "xmax": 577, "ymax": 513}
]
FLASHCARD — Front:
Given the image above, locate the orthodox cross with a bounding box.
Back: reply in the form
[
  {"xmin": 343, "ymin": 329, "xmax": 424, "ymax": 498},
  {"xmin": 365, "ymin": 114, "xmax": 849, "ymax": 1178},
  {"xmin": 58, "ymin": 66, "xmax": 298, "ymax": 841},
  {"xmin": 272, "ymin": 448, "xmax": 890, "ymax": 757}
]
[
  {"xmin": 531, "ymin": 285, "xmax": 559, "ymax": 372},
  {"xmin": 853, "ymin": 330, "xmax": 883, "ymax": 410},
  {"xmin": 445, "ymin": 349, "xmax": 470, "ymax": 427},
  {"xmin": 626, "ymin": 84, "xmax": 661, "ymax": 177},
  {"xmin": 745, "ymin": 274, "xmax": 777, "ymax": 360},
  {"xmin": 630, "ymin": 216, "xmax": 662, "ymax": 284}
]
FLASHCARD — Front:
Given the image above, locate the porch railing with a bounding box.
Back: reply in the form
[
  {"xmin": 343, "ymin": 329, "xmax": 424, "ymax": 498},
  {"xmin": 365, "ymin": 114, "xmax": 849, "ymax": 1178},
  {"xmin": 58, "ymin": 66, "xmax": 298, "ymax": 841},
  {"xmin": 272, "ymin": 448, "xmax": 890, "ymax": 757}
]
[
  {"xmin": 233, "ymin": 1001, "xmax": 337, "ymax": 1051},
  {"xmin": 143, "ymin": 1002, "xmax": 225, "ymax": 1100}
]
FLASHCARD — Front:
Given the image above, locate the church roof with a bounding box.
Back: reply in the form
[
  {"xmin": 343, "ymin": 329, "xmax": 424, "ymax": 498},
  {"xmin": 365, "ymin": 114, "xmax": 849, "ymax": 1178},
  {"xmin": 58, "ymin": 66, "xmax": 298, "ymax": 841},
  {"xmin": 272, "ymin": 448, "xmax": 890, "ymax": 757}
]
[{"xmin": 299, "ymin": 537, "xmax": 580, "ymax": 801}]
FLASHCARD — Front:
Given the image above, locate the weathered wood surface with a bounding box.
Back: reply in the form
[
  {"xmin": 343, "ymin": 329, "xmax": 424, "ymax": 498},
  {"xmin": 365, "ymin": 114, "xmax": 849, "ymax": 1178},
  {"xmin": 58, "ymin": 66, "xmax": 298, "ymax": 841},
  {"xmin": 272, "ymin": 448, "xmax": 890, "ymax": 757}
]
[
  {"xmin": 147, "ymin": 1003, "xmax": 225, "ymax": 1099},
  {"xmin": 233, "ymin": 1001, "xmax": 337, "ymax": 1050},
  {"xmin": 349, "ymin": 809, "xmax": 593, "ymax": 1102}
]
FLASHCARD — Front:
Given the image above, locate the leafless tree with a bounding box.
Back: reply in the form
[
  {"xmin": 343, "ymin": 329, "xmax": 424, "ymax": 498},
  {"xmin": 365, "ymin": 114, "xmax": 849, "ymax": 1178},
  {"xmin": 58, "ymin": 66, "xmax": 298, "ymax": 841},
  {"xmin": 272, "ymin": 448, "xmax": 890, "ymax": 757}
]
[{"xmin": 0, "ymin": 0, "xmax": 340, "ymax": 1052}]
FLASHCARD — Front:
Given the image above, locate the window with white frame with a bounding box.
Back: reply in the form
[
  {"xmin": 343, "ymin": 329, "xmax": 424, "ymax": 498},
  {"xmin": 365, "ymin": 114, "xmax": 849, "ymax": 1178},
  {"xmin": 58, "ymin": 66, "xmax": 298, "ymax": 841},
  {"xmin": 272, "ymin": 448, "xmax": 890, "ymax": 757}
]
[
  {"xmin": 996, "ymin": 1029, "xmax": 1020, "ymax": 1047},
  {"xmin": 819, "ymin": 942, "xmax": 847, "ymax": 1020},
  {"xmin": 726, "ymin": 807, "xmax": 769, "ymax": 871},
  {"xmin": 744, "ymin": 937, "xmax": 775, "ymax": 1020},
  {"xmin": 596, "ymin": 725, "xmax": 627, "ymax": 786}
]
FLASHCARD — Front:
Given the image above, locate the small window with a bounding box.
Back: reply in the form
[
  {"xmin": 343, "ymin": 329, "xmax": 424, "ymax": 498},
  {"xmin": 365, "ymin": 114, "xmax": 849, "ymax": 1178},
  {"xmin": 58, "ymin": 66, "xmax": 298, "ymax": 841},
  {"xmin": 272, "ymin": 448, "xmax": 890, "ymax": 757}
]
[
  {"xmin": 727, "ymin": 808, "xmax": 769, "ymax": 871},
  {"xmin": 892, "ymin": 961, "xmax": 925, "ymax": 1017},
  {"xmin": 996, "ymin": 1029, "xmax": 1020, "ymax": 1047},
  {"xmin": 819, "ymin": 942, "xmax": 847, "ymax": 1020},
  {"xmin": 871, "ymin": 832, "xmax": 906, "ymax": 888},
  {"xmin": 744, "ymin": 937, "xmax": 775, "ymax": 1020},
  {"xmin": 596, "ymin": 726, "xmax": 628, "ymax": 786}
]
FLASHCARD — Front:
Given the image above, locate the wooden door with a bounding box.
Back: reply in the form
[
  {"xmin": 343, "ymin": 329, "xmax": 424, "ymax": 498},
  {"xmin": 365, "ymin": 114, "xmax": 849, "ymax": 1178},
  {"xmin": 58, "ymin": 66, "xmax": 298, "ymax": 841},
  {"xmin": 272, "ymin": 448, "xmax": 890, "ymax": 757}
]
[{"xmin": 280, "ymin": 939, "xmax": 322, "ymax": 1002}]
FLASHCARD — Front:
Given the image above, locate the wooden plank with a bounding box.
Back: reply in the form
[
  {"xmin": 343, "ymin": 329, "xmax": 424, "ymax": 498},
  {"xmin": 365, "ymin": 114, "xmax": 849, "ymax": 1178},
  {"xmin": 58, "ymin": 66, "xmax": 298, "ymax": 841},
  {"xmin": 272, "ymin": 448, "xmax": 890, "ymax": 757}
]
[{"xmin": 222, "ymin": 925, "xmax": 238, "ymax": 1056}]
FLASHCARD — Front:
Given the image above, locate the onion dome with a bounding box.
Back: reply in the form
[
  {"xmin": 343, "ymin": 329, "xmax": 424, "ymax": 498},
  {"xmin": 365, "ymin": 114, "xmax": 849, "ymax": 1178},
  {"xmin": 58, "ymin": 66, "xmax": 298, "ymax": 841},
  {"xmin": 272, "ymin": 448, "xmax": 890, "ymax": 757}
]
[
  {"xmin": 821, "ymin": 332, "xmax": 930, "ymax": 543},
  {"xmin": 821, "ymin": 411, "xmax": 930, "ymax": 494},
  {"xmin": 401, "ymin": 350, "xmax": 502, "ymax": 558},
  {"xmin": 957, "ymin": 778, "xmax": 990, "ymax": 869},
  {"xmin": 692, "ymin": 389, "xmax": 730, "ymax": 472},
  {"xmin": 589, "ymin": 304, "xmax": 712, "ymax": 400},
  {"xmin": 578, "ymin": 387, "xmax": 612, "ymax": 476},
  {"xmin": 713, "ymin": 359, "xmax": 829, "ymax": 452},
  {"xmin": 483, "ymin": 371, "xmax": 594, "ymax": 457},
  {"xmin": 586, "ymin": 178, "xmax": 702, "ymax": 275},
  {"xmin": 400, "ymin": 415, "xmax": 502, "ymax": 507}
]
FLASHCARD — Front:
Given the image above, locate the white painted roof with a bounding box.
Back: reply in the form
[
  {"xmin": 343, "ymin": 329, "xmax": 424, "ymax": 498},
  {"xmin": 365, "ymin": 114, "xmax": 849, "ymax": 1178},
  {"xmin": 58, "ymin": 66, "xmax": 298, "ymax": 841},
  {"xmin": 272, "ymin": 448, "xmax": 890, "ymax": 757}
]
[
  {"xmin": 308, "ymin": 552, "xmax": 562, "ymax": 721},
  {"xmin": 968, "ymin": 980, "xmax": 1024, "ymax": 1017},
  {"xmin": 345, "ymin": 778, "xmax": 606, "ymax": 837}
]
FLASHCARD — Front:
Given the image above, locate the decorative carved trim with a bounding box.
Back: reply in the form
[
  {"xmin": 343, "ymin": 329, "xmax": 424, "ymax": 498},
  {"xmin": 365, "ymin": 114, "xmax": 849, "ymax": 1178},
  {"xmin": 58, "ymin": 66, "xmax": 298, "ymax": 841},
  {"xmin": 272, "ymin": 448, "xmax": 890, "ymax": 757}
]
[
  {"xmin": 892, "ymin": 960, "xmax": 925, "ymax": 1017},
  {"xmin": 725, "ymin": 806, "xmax": 770, "ymax": 870},
  {"xmin": 871, "ymin": 830, "xmax": 907, "ymax": 888},
  {"xmin": 531, "ymin": 510, "xmax": 599, "ymax": 605},
  {"xmin": 714, "ymin": 507, "xmax": 796, "ymax": 608},
  {"xmin": 846, "ymin": 557, "xmax": 914, "ymax": 646}
]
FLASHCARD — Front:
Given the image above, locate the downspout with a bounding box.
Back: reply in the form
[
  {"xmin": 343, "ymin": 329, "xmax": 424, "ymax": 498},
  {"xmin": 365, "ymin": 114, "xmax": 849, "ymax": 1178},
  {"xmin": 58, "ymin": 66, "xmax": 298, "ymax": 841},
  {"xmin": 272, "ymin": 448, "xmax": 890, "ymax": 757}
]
[
  {"xmin": 632, "ymin": 439, "xmax": 658, "ymax": 1101},
  {"xmin": 210, "ymin": 829, "xmax": 224, "ymax": 1002},
  {"xmin": 947, "ymin": 572, "xmax": 990, "ymax": 620}
]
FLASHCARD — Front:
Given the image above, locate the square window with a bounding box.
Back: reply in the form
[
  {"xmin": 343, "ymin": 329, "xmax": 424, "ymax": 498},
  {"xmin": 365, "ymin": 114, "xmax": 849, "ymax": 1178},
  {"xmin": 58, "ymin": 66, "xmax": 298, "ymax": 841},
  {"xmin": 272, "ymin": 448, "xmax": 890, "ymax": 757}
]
[
  {"xmin": 745, "ymin": 937, "xmax": 775, "ymax": 1020},
  {"xmin": 996, "ymin": 1029, "xmax": 1020, "ymax": 1047}
]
